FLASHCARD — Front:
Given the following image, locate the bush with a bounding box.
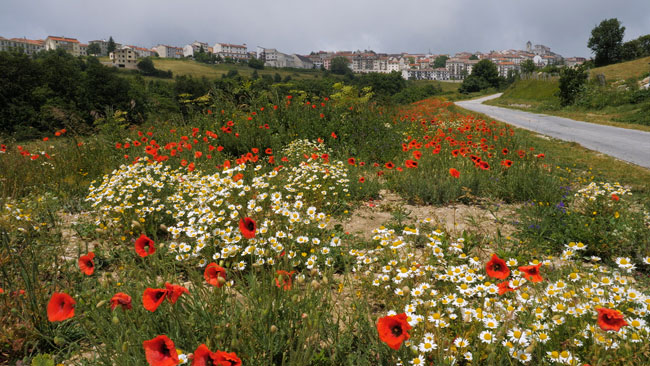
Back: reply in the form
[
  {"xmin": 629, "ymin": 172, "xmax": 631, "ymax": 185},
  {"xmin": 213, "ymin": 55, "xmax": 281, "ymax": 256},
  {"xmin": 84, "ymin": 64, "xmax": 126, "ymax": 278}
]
[{"xmin": 557, "ymin": 65, "xmax": 588, "ymax": 106}]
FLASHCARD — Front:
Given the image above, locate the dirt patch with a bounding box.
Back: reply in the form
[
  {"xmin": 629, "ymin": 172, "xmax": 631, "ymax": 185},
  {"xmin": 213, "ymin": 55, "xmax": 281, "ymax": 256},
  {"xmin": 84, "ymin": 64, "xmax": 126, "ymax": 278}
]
[{"xmin": 340, "ymin": 190, "xmax": 518, "ymax": 240}]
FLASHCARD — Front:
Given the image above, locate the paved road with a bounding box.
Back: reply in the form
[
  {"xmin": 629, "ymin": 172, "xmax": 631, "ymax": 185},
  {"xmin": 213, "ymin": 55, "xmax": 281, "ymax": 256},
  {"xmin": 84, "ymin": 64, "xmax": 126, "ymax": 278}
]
[{"xmin": 456, "ymin": 94, "xmax": 650, "ymax": 168}]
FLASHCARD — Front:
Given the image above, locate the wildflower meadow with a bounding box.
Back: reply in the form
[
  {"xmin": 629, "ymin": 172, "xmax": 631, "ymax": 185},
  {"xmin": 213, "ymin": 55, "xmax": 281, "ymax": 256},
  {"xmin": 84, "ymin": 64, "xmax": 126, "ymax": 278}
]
[{"xmin": 1, "ymin": 81, "xmax": 649, "ymax": 366}]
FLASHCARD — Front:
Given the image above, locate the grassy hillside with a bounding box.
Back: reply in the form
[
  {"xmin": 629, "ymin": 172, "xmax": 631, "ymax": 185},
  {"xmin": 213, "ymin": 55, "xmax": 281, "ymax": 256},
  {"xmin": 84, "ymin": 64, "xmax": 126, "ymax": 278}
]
[
  {"xmin": 498, "ymin": 79, "xmax": 560, "ymax": 104},
  {"xmin": 590, "ymin": 56, "xmax": 650, "ymax": 81},
  {"xmin": 151, "ymin": 59, "xmax": 322, "ymax": 80}
]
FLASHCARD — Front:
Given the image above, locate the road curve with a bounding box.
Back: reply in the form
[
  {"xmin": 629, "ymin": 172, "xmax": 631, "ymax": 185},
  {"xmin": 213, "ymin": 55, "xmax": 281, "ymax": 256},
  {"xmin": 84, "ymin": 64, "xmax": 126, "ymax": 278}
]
[{"xmin": 456, "ymin": 94, "xmax": 650, "ymax": 169}]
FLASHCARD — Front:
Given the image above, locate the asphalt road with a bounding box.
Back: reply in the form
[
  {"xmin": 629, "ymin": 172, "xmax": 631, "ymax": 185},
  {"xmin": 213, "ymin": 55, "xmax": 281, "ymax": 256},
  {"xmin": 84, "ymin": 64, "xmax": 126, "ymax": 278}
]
[{"xmin": 456, "ymin": 94, "xmax": 650, "ymax": 169}]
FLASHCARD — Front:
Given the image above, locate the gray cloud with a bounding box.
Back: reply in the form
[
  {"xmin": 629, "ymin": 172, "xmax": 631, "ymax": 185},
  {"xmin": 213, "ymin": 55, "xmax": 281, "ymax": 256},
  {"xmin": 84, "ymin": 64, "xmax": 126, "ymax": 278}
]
[{"xmin": 2, "ymin": 0, "xmax": 649, "ymax": 57}]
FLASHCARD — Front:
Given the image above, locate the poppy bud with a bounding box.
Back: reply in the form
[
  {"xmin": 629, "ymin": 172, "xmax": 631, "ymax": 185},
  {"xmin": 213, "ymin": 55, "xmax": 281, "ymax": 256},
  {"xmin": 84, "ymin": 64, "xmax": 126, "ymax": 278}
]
[
  {"xmin": 112, "ymin": 316, "xmax": 120, "ymax": 325},
  {"xmin": 402, "ymin": 286, "xmax": 410, "ymax": 294},
  {"xmin": 159, "ymin": 224, "xmax": 167, "ymax": 231},
  {"xmin": 310, "ymin": 268, "xmax": 318, "ymax": 276},
  {"xmin": 54, "ymin": 336, "xmax": 65, "ymax": 346},
  {"xmin": 217, "ymin": 277, "xmax": 227, "ymax": 286},
  {"xmin": 311, "ymin": 280, "xmax": 320, "ymax": 290},
  {"xmin": 296, "ymin": 276, "xmax": 305, "ymax": 285},
  {"xmin": 131, "ymin": 220, "xmax": 141, "ymax": 229},
  {"xmin": 122, "ymin": 341, "xmax": 128, "ymax": 352},
  {"xmin": 322, "ymin": 277, "xmax": 329, "ymax": 285},
  {"xmin": 96, "ymin": 300, "xmax": 107, "ymax": 308},
  {"xmin": 270, "ymin": 325, "xmax": 278, "ymax": 333},
  {"xmin": 301, "ymin": 313, "xmax": 308, "ymax": 319}
]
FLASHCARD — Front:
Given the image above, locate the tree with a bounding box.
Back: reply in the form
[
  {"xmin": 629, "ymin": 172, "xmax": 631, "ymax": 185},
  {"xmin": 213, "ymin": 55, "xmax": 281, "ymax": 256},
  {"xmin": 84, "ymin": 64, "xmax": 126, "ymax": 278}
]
[
  {"xmin": 520, "ymin": 59, "xmax": 536, "ymax": 74},
  {"xmin": 433, "ymin": 55, "xmax": 448, "ymax": 68},
  {"xmin": 558, "ymin": 65, "xmax": 587, "ymax": 106},
  {"xmin": 471, "ymin": 59, "xmax": 500, "ymax": 88},
  {"xmin": 107, "ymin": 36, "xmax": 116, "ymax": 54},
  {"xmin": 330, "ymin": 56, "xmax": 351, "ymax": 75},
  {"xmin": 87, "ymin": 43, "xmax": 102, "ymax": 56},
  {"xmin": 469, "ymin": 54, "xmax": 479, "ymax": 60},
  {"xmin": 588, "ymin": 18, "xmax": 625, "ymax": 67},
  {"xmin": 248, "ymin": 57, "xmax": 265, "ymax": 70}
]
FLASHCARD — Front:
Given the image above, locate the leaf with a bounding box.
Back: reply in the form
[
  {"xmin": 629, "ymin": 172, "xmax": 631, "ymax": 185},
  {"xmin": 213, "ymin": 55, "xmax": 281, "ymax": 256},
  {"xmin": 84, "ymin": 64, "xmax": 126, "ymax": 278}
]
[{"xmin": 31, "ymin": 354, "xmax": 55, "ymax": 366}]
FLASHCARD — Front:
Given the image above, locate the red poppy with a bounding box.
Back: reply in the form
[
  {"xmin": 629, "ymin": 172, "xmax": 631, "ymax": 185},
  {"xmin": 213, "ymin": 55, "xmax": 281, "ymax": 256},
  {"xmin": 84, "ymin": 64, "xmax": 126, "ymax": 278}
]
[
  {"xmin": 412, "ymin": 150, "xmax": 422, "ymax": 160},
  {"xmin": 405, "ymin": 160, "xmax": 418, "ymax": 168},
  {"xmin": 347, "ymin": 157, "xmax": 356, "ymax": 165},
  {"xmin": 502, "ymin": 148, "xmax": 509, "ymax": 155},
  {"xmin": 135, "ymin": 234, "xmax": 156, "ymax": 257},
  {"xmin": 497, "ymin": 281, "xmax": 516, "ymax": 295},
  {"xmin": 536, "ymin": 153, "xmax": 545, "ymax": 159},
  {"xmin": 611, "ymin": 194, "xmax": 620, "ymax": 201},
  {"xmin": 449, "ymin": 168, "xmax": 460, "ymax": 178},
  {"xmin": 192, "ymin": 344, "xmax": 219, "ymax": 366},
  {"xmin": 239, "ymin": 217, "xmax": 257, "ymax": 239},
  {"xmin": 164, "ymin": 282, "xmax": 189, "ymax": 304},
  {"xmin": 204, "ymin": 263, "xmax": 227, "ymax": 287},
  {"xmin": 143, "ymin": 335, "xmax": 179, "ymax": 366},
  {"xmin": 142, "ymin": 288, "xmax": 168, "ymax": 312},
  {"xmin": 358, "ymin": 177, "xmax": 366, "ymax": 183},
  {"xmin": 485, "ymin": 254, "xmax": 510, "ymax": 280},
  {"xmin": 275, "ymin": 270, "xmax": 296, "ymax": 290},
  {"xmin": 78, "ymin": 252, "xmax": 95, "ymax": 275},
  {"xmin": 47, "ymin": 292, "xmax": 76, "ymax": 322},
  {"xmin": 518, "ymin": 263, "xmax": 543, "ymax": 283},
  {"xmin": 232, "ymin": 173, "xmax": 243, "ymax": 182},
  {"xmin": 331, "ymin": 132, "xmax": 337, "ymax": 139},
  {"xmin": 500, "ymin": 160, "xmax": 513, "ymax": 168},
  {"xmin": 110, "ymin": 292, "xmax": 133, "ymax": 311},
  {"xmin": 377, "ymin": 313, "xmax": 411, "ymax": 350},
  {"xmin": 214, "ymin": 350, "xmax": 242, "ymax": 366},
  {"xmin": 597, "ymin": 308, "xmax": 628, "ymax": 332},
  {"xmin": 385, "ymin": 162, "xmax": 394, "ymax": 169},
  {"xmin": 478, "ymin": 161, "xmax": 490, "ymax": 170}
]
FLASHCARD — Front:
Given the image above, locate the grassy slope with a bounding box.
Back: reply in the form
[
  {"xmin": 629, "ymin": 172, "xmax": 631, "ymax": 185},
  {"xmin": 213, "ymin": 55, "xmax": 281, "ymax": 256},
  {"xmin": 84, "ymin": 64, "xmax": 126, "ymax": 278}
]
[
  {"xmin": 590, "ymin": 55, "xmax": 650, "ymax": 81},
  {"xmin": 151, "ymin": 59, "xmax": 322, "ymax": 80},
  {"xmin": 485, "ymin": 57, "xmax": 650, "ymax": 132}
]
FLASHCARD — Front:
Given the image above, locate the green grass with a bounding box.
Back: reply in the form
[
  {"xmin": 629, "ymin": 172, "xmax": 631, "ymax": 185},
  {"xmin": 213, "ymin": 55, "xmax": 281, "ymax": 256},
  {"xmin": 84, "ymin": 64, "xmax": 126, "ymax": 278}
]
[
  {"xmin": 498, "ymin": 79, "xmax": 560, "ymax": 104},
  {"xmin": 149, "ymin": 59, "xmax": 323, "ymax": 81},
  {"xmin": 590, "ymin": 56, "xmax": 650, "ymax": 82}
]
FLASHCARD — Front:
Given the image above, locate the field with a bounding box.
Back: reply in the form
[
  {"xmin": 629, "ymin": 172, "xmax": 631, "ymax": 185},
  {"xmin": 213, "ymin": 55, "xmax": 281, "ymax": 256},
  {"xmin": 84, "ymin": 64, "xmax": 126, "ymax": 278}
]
[
  {"xmin": 590, "ymin": 56, "xmax": 650, "ymax": 82},
  {"xmin": 1, "ymin": 80, "xmax": 650, "ymax": 366}
]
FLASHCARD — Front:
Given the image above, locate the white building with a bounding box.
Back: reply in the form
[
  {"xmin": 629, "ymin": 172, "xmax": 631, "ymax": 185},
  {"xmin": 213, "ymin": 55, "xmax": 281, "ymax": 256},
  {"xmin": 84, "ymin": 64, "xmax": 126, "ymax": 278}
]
[
  {"xmin": 88, "ymin": 39, "xmax": 123, "ymax": 56},
  {"xmin": 213, "ymin": 43, "xmax": 248, "ymax": 60},
  {"xmin": 153, "ymin": 44, "xmax": 183, "ymax": 58},
  {"xmin": 183, "ymin": 41, "xmax": 209, "ymax": 58},
  {"xmin": 0, "ymin": 36, "xmax": 44, "ymax": 55},
  {"xmin": 110, "ymin": 47, "xmax": 139, "ymax": 69},
  {"xmin": 45, "ymin": 36, "xmax": 81, "ymax": 56}
]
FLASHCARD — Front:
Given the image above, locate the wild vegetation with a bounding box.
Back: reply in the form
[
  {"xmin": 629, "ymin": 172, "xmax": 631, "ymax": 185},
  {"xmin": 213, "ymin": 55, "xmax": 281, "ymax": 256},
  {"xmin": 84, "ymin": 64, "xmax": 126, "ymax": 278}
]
[{"xmin": 1, "ymin": 46, "xmax": 650, "ymax": 366}]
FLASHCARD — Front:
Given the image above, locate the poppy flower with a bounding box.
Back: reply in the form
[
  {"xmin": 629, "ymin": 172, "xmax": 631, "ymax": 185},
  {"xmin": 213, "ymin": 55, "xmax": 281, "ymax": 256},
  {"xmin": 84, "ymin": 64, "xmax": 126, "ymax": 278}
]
[
  {"xmin": 47, "ymin": 292, "xmax": 76, "ymax": 322},
  {"xmin": 347, "ymin": 157, "xmax": 356, "ymax": 165},
  {"xmin": 597, "ymin": 308, "xmax": 628, "ymax": 332},
  {"xmin": 502, "ymin": 148, "xmax": 509, "ymax": 155},
  {"xmin": 498, "ymin": 281, "xmax": 516, "ymax": 295},
  {"xmin": 501, "ymin": 160, "xmax": 513, "ymax": 168},
  {"xmin": 135, "ymin": 234, "xmax": 156, "ymax": 257},
  {"xmin": 192, "ymin": 344, "xmax": 219, "ymax": 366},
  {"xmin": 204, "ymin": 263, "xmax": 227, "ymax": 287},
  {"xmin": 214, "ymin": 350, "xmax": 242, "ymax": 366},
  {"xmin": 518, "ymin": 263, "xmax": 543, "ymax": 282},
  {"xmin": 275, "ymin": 270, "xmax": 296, "ymax": 290},
  {"xmin": 478, "ymin": 161, "xmax": 490, "ymax": 170},
  {"xmin": 405, "ymin": 160, "xmax": 418, "ymax": 168},
  {"xmin": 78, "ymin": 252, "xmax": 95, "ymax": 275},
  {"xmin": 239, "ymin": 217, "xmax": 257, "ymax": 239},
  {"xmin": 449, "ymin": 168, "xmax": 460, "ymax": 178},
  {"xmin": 377, "ymin": 313, "xmax": 411, "ymax": 350},
  {"xmin": 142, "ymin": 288, "xmax": 168, "ymax": 312},
  {"xmin": 164, "ymin": 283, "xmax": 189, "ymax": 304},
  {"xmin": 611, "ymin": 194, "xmax": 620, "ymax": 201},
  {"xmin": 143, "ymin": 335, "xmax": 179, "ymax": 366},
  {"xmin": 485, "ymin": 254, "xmax": 510, "ymax": 280},
  {"xmin": 385, "ymin": 162, "xmax": 394, "ymax": 169},
  {"xmin": 331, "ymin": 132, "xmax": 337, "ymax": 139},
  {"xmin": 110, "ymin": 292, "xmax": 133, "ymax": 311},
  {"xmin": 358, "ymin": 177, "xmax": 365, "ymax": 183}
]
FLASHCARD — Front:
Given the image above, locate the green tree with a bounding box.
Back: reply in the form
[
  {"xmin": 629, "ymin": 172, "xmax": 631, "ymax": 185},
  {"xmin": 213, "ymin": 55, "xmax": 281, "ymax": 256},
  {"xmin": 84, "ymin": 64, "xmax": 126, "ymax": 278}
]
[
  {"xmin": 588, "ymin": 18, "xmax": 625, "ymax": 67},
  {"xmin": 520, "ymin": 59, "xmax": 536, "ymax": 74},
  {"xmin": 87, "ymin": 43, "xmax": 101, "ymax": 56},
  {"xmin": 433, "ymin": 55, "xmax": 448, "ymax": 68},
  {"xmin": 137, "ymin": 57, "xmax": 156, "ymax": 75},
  {"xmin": 248, "ymin": 57, "xmax": 265, "ymax": 70},
  {"xmin": 471, "ymin": 59, "xmax": 500, "ymax": 88},
  {"xmin": 274, "ymin": 73, "xmax": 282, "ymax": 82},
  {"xmin": 469, "ymin": 54, "xmax": 479, "ymax": 60},
  {"xmin": 558, "ymin": 65, "xmax": 588, "ymax": 106},
  {"xmin": 107, "ymin": 36, "xmax": 116, "ymax": 54},
  {"xmin": 330, "ymin": 56, "xmax": 351, "ymax": 75}
]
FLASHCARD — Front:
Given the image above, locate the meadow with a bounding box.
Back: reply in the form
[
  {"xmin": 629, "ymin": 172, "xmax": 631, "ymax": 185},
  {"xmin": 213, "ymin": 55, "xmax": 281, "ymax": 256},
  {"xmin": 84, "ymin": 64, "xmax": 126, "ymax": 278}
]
[{"xmin": 1, "ymin": 75, "xmax": 650, "ymax": 366}]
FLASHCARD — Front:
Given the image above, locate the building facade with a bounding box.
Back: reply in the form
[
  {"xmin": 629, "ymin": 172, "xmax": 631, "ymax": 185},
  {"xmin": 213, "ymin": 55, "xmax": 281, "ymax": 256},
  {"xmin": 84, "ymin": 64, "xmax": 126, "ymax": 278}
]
[
  {"xmin": 110, "ymin": 47, "xmax": 138, "ymax": 69},
  {"xmin": 0, "ymin": 37, "xmax": 44, "ymax": 55},
  {"xmin": 45, "ymin": 36, "xmax": 81, "ymax": 56},
  {"xmin": 213, "ymin": 43, "xmax": 248, "ymax": 60},
  {"xmin": 153, "ymin": 44, "xmax": 183, "ymax": 58}
]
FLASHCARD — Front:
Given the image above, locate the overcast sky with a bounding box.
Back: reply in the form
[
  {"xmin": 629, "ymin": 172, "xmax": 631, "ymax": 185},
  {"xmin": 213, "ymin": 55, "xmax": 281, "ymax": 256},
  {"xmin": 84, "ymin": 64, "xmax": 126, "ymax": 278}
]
[{"xmin": 2, "ymin": 0, "xmax": 649, "ymax": 57}]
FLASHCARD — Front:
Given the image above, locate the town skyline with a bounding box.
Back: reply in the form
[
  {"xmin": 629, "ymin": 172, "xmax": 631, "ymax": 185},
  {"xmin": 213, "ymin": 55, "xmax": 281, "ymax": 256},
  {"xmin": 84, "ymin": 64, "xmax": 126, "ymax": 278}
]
[{"xmin": 2, "ymin": 0, "xmax": 649, "ymax": 58}]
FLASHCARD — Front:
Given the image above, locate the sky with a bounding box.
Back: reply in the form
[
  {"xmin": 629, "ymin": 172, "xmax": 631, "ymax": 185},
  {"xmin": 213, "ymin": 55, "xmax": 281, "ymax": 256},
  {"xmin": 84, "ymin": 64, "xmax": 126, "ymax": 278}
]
[{"xmin": 2, "ymin": 0, "xmax": 649, "ymax": 58}]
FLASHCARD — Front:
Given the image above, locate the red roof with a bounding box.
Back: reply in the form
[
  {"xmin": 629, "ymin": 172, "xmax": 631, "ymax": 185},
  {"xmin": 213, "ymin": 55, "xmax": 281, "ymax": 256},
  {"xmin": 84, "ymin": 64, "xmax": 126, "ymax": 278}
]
[
  {"xmin": 47, "ymin": 36, "xmax": 79, "ymax": 43},
  {"xmin": 8, "ymin": 38, "xmax": 45, "ymax": 46}
]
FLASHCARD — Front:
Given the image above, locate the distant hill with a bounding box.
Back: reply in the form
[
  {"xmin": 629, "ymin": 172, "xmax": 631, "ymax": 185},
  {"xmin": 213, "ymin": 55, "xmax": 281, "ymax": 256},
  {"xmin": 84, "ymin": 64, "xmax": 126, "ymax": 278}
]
[
  {"xmin": 150, "ymin": 58, "xmax": 322, "ymax": 80},
  {"xmin": 590, "ymin": 56, "xmax": 650, "ymax": 82}
]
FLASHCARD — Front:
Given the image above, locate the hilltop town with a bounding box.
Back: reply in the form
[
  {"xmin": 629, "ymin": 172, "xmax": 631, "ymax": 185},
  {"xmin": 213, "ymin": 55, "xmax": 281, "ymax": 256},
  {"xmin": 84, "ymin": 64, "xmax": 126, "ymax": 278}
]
[{"xmin": 0, "ymin": 35, "xmax": 586, "ymax": 80}]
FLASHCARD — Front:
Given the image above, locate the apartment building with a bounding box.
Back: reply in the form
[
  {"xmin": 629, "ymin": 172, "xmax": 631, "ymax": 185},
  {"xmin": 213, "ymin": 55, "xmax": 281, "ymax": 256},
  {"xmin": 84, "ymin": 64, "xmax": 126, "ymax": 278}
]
[
  {"xmin": 0, "ymin": 36, "xmax": 45, "ymax": 55},
  {"xmin": 45, "ymin": 36, "xmax": 81, "ymax": 56},
  {"xmin": 213, "ymin": 43, "xmax": 248, "ymax": 60},
  {"xmin": 153, "ymin": 44, "xmax": 183, "ymax": 58},
  {"xmin": 110, "ymin": 47, "xmax": 138, "ymax": 69}
]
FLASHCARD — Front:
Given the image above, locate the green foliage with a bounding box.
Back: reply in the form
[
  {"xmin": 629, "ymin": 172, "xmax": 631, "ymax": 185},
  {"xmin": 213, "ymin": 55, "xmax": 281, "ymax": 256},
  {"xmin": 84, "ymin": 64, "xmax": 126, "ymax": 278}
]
[
  {"xmin": 86, "ymin": 43, "xmax": 101, "ymax": 56},
  {"xmin": 520, "ymin": 59, "xmax": 536, "ymax": 74},
  {"xmin": 558, "ymin": 65, "xmax": 588, "ymax": 106},
  {"xmin": 391, "ymin": 83, "xmax": 441, "ymax": 104},
  {"xmin": 352, "ymin": 71, "xmax": 406, "ymax": 102},
  {"xmin": 469, "ymin": 54, "xmax": 479, "ymax": 60},
  {"xmin": 433, "ymin": 55, "xmax": 448, "ymax": 68},
  {"xmin": 330, "ymin": 57, "xmax": 351, "ymax": 75},
  {"xmin": 459, "ymin": 59, "xmax": 502, "ymax": 93},
  {"xmin": 106, "ymin": 36, "xmax": 116, "ymax": 54},
  {"xmin": 31, "ymin": 354, "xmax": 55, "ymax": 366},
  {"xmin": 588, "ymin": 18, "xmax": 625, "ymax": 66},
  {"xmin": 248, "ymin": 57, "xmax": 265, "ymax": 70},
  {"xmin": 137, "ymin": 57, "xmax": 173, "ymax": 78}
]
